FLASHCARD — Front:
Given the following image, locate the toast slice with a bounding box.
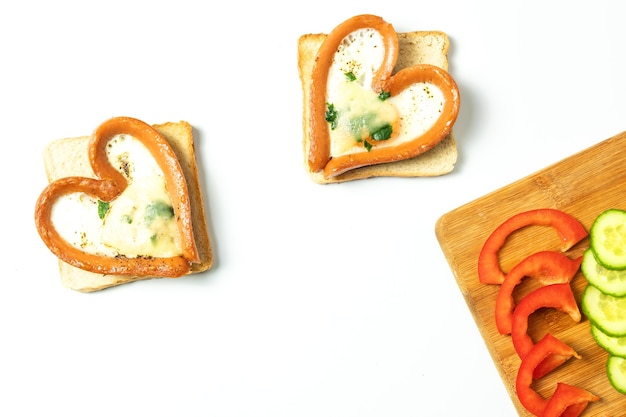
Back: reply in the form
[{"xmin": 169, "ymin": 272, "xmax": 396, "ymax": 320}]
[
  {"xmin": 298, "ymin": 30, "xmax": 458, "ymax": 184},
  {"xmin": 41, "ymin": 120, "xmax": 212, "ymax": 292}
]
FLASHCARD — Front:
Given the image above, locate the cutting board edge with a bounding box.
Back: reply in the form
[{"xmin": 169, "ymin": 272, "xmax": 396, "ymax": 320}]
[{"xmin": 435, "ymin": 215, "xmax": 526, "ymax": 414}]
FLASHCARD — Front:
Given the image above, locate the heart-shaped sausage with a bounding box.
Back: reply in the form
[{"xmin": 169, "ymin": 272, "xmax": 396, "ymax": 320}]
[
  {"xmin": 307, "ymin": 15, "xmax": 460, "ymax": 178},
  {"xmin": 35, "ymin": 117, "xmax": 199, "ymax": 277}
]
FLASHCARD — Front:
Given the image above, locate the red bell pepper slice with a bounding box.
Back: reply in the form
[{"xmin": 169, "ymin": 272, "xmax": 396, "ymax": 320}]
[
  {"xmin": 511, "ymin": 283, "xmax": 581, "ymax": 360},
  {"xmin": 478, "ymin": 208, "xmax": 587, "ymax": 284},
  {"xmin": 532, "ymin": 340, "xmax": 583, "ymax": 381},
  {"xmin": 495, "ymin": 251, "xmax": 582, "ymax": 335},
  {"xmin": 542, "ymin": 382, "xmax": 599, "ymax": 417},
  {"xmin": 516, "ymin": 333, "xmax": 580, "ymax": 417}
]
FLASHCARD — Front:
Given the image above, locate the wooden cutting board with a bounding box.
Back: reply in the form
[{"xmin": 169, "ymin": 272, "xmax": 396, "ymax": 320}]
[{"xmin": 436, "ymin": 131, "xmax": 626, "ymax": 416}]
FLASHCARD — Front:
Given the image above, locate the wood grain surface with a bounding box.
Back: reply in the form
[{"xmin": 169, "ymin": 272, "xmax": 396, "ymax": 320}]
[{"xmin": 436, "ymin": 131, "xmax": 626, "ymax": 416}]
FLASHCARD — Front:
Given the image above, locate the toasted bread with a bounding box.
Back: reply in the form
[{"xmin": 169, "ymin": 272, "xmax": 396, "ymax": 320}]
[
  {"xmin": 298, "ymin": 27, "xmax": 459, "ymax": 184},
  {"xmin": 41, "ymin": 120, "xmax": 212, "ymax": 292}
]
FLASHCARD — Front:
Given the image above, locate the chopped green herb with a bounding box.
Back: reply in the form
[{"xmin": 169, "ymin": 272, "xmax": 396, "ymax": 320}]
[
  {"xmin": 145, "ymin": 201, "xmax": 174, "ymax": 225},
  {"xmin": 325, "ymin": 103, "xmax": 338, "ymax": 130},
  {"xmin": 121, "ymin": 214, "xmax": 133, "ymax": 224},
  {"xmin": 371, "ymin": 124, "xmax": 393, "ymax": 141},
  {"xmin": 378, "ymin": 91, "xmax": 391, "ymax": 101},
  {"xmin": 347, "ymin": 114, "xmax": 372, "ymax": 140},
  {"xmin": 97, "ymin": 200, "xmax": 110, "ymax": 220},
  {"xmin": 150, "ymin": 233, "xmax": 158, "ymax": 245},
  {"xmin": 363, "ymin": 140, "xmax": 372, "ymax": 152},
  {"xmin": 345, "ymin": 71, "xmax": 357, "ymax": 82}
]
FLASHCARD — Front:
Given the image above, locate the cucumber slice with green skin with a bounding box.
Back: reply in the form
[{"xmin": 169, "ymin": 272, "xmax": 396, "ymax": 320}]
[
  {"xmin": 582, "ymin": 248, "xmax": 626, "ymax": 296},
  {"xmin": 607, "ymin": 355, "xmax": 626, "ymax": 394},
  {"xmin": 590, "ymin": 208, "xmax": 626, "ymax": 270},
  {"xmin": 581, "ymin": 284, "xmax": 626, "ymax": 337},
  {"xmin": 591, "ymin": 324, "xmax": 626, "ymax": 358}
]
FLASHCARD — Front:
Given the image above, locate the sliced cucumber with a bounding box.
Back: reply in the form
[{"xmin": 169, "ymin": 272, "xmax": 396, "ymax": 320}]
[
  {"xmin": 581, "ymin": 284, "xmax": 626, "ymax": 337},
  {"xmin": 582, "ymin": 248, "xmax": 626, "ymax": 296},
  {"xmin": 590, "ymin": 208, "xmax": 626, "ymax": 270},
  {"xmin": 591, "ymin": 324, "xmax": 626, "ymax": 358},
  {"xmin": 607, "ymin": 355, "xmax": 626, "ymax": 394}
]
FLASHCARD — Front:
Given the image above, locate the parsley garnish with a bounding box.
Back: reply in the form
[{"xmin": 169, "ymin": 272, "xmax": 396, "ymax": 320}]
[
  {"xmin": 325, "ymin": 103, "xmax": 338, "ymax": 129},
  {"xmin": 371, "ymin": 124, "xmax": 393, "ymax": 141},
  {"xmin": 362, "ymin": 124, "xmax": 392, "ymax": 152},
  {"xmin": 97, "ymin": 200, "xmax": 110, "ymax": 220},
  {"xmin": 378, "ymin": 91, "xmax": 391, "ymax": 101},
  {"xmin": 144, "ymin": 201, "xmax": 174, "ymax": 226},
  {"xmin": 345, "ymin": 71, "xmax": 357, "ymax": 81}
]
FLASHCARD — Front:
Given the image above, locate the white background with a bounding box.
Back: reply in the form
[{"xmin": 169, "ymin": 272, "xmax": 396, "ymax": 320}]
[{"xmin": 1, "ymin": 1, "xmax": 625, "ymax": 415}]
